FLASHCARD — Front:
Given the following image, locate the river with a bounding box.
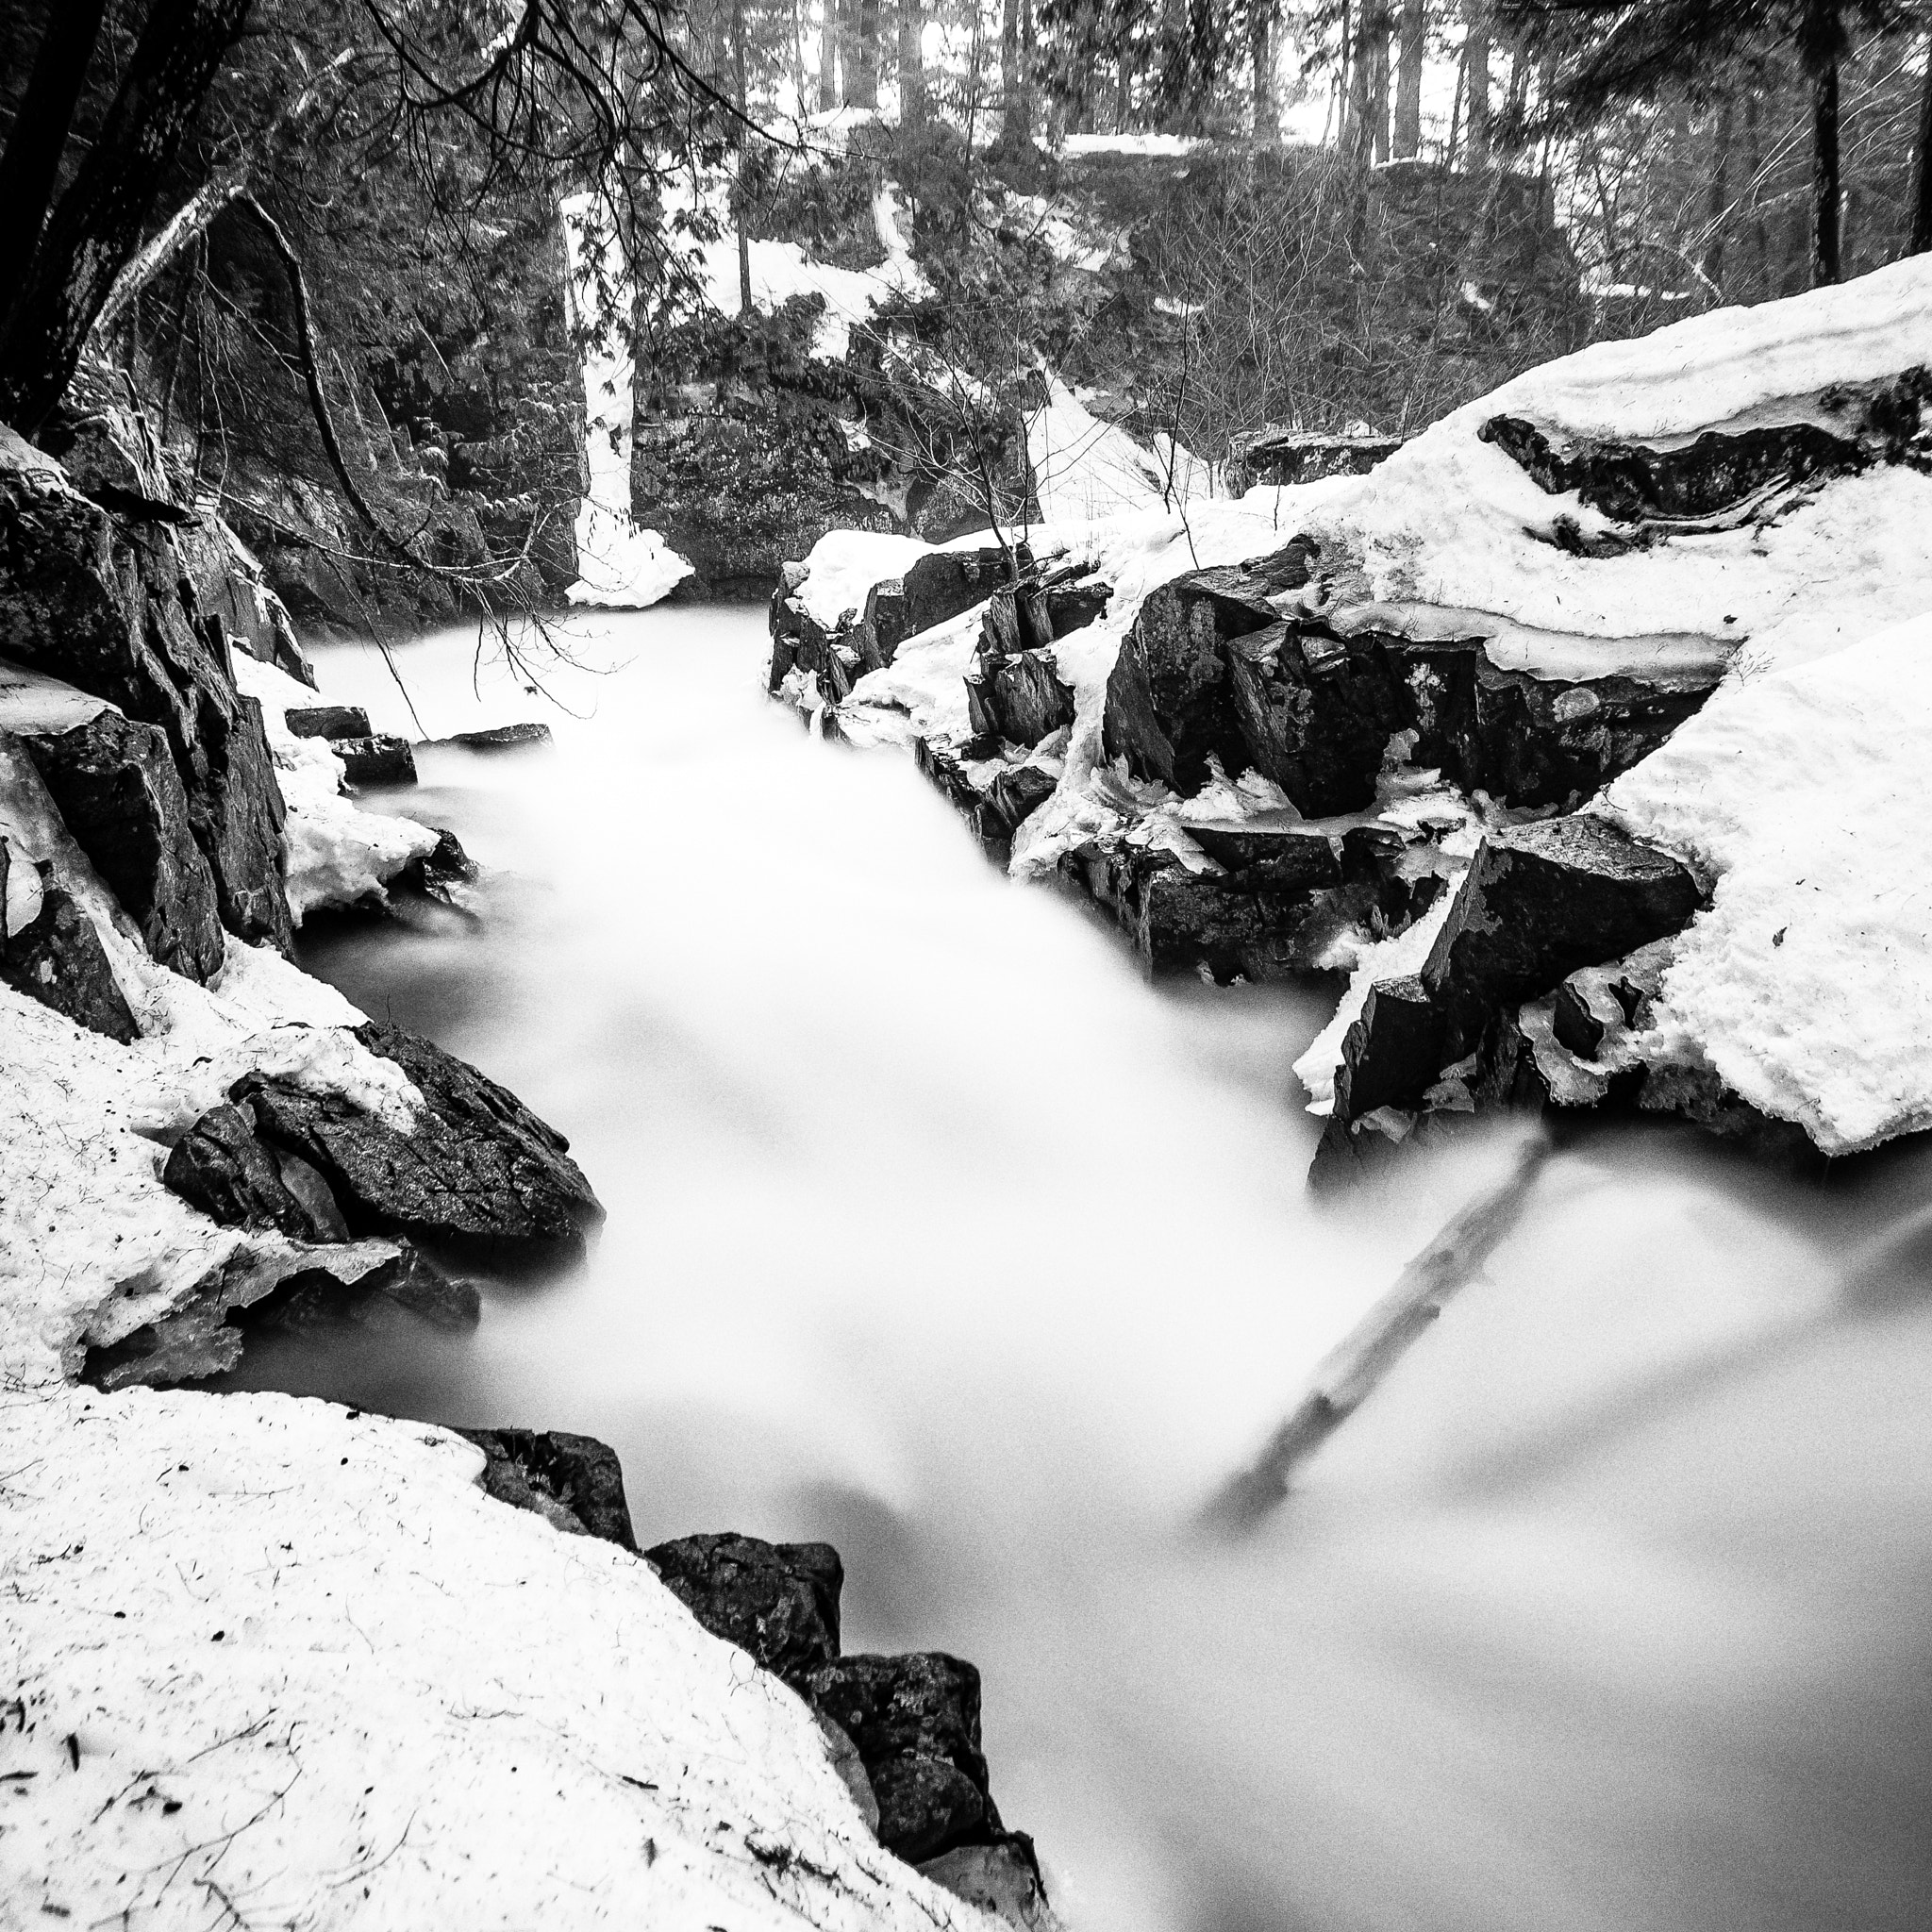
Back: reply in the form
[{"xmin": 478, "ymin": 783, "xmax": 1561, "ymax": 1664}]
[{"xmin": 222, "ymin": 605, "xmax": 1932, "ymax": 1932}]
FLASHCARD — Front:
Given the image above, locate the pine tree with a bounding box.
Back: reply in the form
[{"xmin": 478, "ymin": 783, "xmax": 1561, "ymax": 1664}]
[{"xmin": 1505, "ymin": 0, "xmax": 1910, "ymax": 285}]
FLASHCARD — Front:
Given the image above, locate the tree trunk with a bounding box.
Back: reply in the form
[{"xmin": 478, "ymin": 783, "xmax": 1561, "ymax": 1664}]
[
  {"xmin": 1116, "ymin": 29, "xmax": 1134, "ymax": 132},
  {"xmin": 1001, "ymin": 0, "xmax": 1026, "ymax": 144},
  {"xmin": 0, "ymin": 0, "xmax": 111, "ymax": 329},
  {"xmin": 1393, "ymin": 0, "xmax": 1424, "ymax": 158},
  {"xmin": 899, "ymin": 0, "xmax": 924, "ymax": 126},
  {"xmin": 1812, "ymin": 53, "xmax": 1840, "ymax": 285},
  {"xmin": 0, "ymin": 0, "xmax": 255, "ymax": 436},
  {"xmin": 1464, "ymin": 0, "xmax": 1491, "ymax": 169},
  {"xmin": 1703, "ymin": 93, "xmax": 1733, "ymax": 294},
  {"xmin": 732, "ymin": 0, "xmax": 753, "ymax": 316},
  {"xmin": 819, "ymin": 0, "xmax": 839, "ymax": 110},
  {"xmin": 1251, "ymin": 1, "xmax": 1278, "ymax": 142},
  {"xmin": 89, "ymin": 47, "xmax": 360, "ymax": 348},
  {"xmin": 1911, "ymin": 25, "xmax": 1932, "ymax": 254},
  {"xmin": 1371, "ymin": 8, "xmax": 1391, "ymax": 164},
  {"xmin": 851, "ymin": 0, "xmax": 879, "ymax": 108},
  {"xmin": 1348, "ymin": 1, "xmax": 1379, "ymax": 168}
]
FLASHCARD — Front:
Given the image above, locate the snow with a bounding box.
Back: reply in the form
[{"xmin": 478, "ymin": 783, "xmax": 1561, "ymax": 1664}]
[
  {"xmin": 0, "ymin": 1384, "xmax": 994, "ymax": 1932},
  {"xmin": 1024, "ymin": 380, "xmax": 1174, "ymax": 524},
  {"xmin": 1598, "ymin": 610, "xmax": 1932, "ymax": 1154},
  {"xmin": 233, "ymin": 654, "xmax": 442, "ymax": 922},
  {"xmin": 1059, "ymin": 133, "xmax": 1198, "ymax": 158},
  {"xmin": 0, "ymin": 654, "xmax": 110, "ymax": 733},
  {"xmin": 791, "ymin": 530, "xmax": 941, "ymax": 630},
  {"xmin": 693, "ymin": 233, "xmax": 929, "ymax": 364}
]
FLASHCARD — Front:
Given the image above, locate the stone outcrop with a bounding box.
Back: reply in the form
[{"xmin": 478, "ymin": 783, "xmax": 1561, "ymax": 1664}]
[
  {"xmin": 647, "ymin": 1524, "xmax": 1048, "ymax": 1918},
  {"xmin": 0, "ymin": 427, "xmax": 292, "ymax": 953},
  {"xmin": 1326, "ymin": 815, "xmax": 1705, "ymax": 1139},
  {"xmin": 0, "ymin": 846, "xmax": 138, "ymax": 1043},
  {"xmin": 333, "ymin": 734, "xmax": 418, "ymax": 788},
  {"xmin": 464, "ymin": 1429, "xmax": 638, "ymax": 1549},
  {"xmin": 162, "ymin": 1099, "xmax": 348, "ymax": 1243},
  {"xmin": 645, "ymin": 1533, "xmax": 843, "ymax": 1686},
  {"xmin": 430, "ymin": 722, "xmax": 554, "ymax": 754},
  {"xmin": 287, "ymin": 705, "xmax": 370, "ymax": 739},
  {"xmin": 230, "ymin": 1021, "xmax": 603, "ymax": 1268},
  {"xmin": 18, "ymin": 708, "xmax": 226, "ymax": 981}
]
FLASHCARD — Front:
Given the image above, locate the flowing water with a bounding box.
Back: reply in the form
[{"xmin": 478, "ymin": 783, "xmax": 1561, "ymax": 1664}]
[{"xmin": 226, "ymin": 606, "xmax": 1932, "ymax": 1932}]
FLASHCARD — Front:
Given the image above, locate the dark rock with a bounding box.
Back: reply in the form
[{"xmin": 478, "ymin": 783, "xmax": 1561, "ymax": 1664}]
[
  {"xmin": 431, "ymin": 722, "xmax": 554, "ymax": 754},
  {"xmin": 332, "ymin": 734, "xmax": 418, "ymax": 787},
  {"xmin": 0, "ymin": 864, "xmax": 139, "ymax": 1043},
  {"xmin": 1451, "ymin": 658, "xmax": 1722, "ymax": 808},
  {"xmin": 1229, "ymin": 428, "xmax": 1403, "ymax": 493},
  {"xmin": 1241, "ymin": 534, "xmax": 1323, "ymax": 590},
  {"xmin": 390, "ymin": 828, "xmax": 478, "ymax": 905},
  {"xmin": 804, "ymin": 1652, "xmax": 998, "ymax": 1864},
  {"xmin": 463, "ymin": 1428, "xmax": 637, "ymax": 1549},
  {"xmin": 1480, "ymin": 411, "xmax": 1866, "ymax": 524},
  {"xmin": 1100, "ymin": 566, "xmax": 1279, "ymax": 791},
  {"xmin": 1062, "ymin": 840, "xmax": 1365, "ymax": 983},
  {"xmin": 232, "ymin": 1020, "xmax": 603, "ymax": 1267},
  {"xmin": 286, "ymin": 705, "xmax": 372, "ymax": 740},
  {"xmin": 968, "ymin": 649, "xmax": 1075, "ymax": 748},
  {"xmin": 916, "ymin": 738, "xmax": 1016, "ymax": 866},
  {"xmin": 987, "ymin": 762, "xmax": 1058, "ymax": 833},
  {"xmin": 366, "ymin": 1243, "xmax": 481, "ymax": 1328},
  {"xmin": 1043, "ymin": 578, "xmax": 1110, "ymax": 638},
  {"xmin": 0, "ymin": 429, "xmax": 293, "ymax": 952},
  {"xmin": 18, "ymin": 708, "xmax": 225, "ymax": 982},
  {"xmin": 919, "ymin": 1836, "xmax": 1055, "ymax": 1932},
  {"xmin": 1423, "ymin": 816, "xmax": 1704, "ymax": 1064},
  {"xmin": 902, "ymin": 544, "xmax": 1026, "ymax": 638},
  {"xmin": 1551, "ymin": 978, "xmax": 1608, "ymax": 1059},
  {"xmin": 645, "ymin": 1532, "xmax": 844, "ymax": 1686},
  {"xmin": 1188, "ymin": 822, "xmax": 1341, "ymax": 891},
  {"xmin": 862, "ymin": 578, "xmax": 914, "ymax": 666},
  {"xmin": 1224, "ymin": 619, "xmax": 1408, "ymax": 816},
  {"xmin": 162, "ymin": 1101, "xmax": 341, "ymax": 1241},
  {"xmin": 1331, "ymin": 975, "xmax": 1445, "ymax": 1123}
]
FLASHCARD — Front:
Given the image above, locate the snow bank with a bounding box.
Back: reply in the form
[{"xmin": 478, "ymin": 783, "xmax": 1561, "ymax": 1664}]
[
  {"xmin": 0, "ymin": 1384, "xmax": 991, "ymax": 1932},
  {"xmin": 233, "ymin": 654, "xmax": 441, "ymax": 921},
  {"xmin": 1599, "ymin": 611, "xmax": 1932, "ymax": 1153}
]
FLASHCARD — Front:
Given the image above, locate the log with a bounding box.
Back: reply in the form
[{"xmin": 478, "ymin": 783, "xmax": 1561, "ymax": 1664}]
[{"xmin": 1201, "ymin": 1131, "xmax": 1555, "ymax": 1533}]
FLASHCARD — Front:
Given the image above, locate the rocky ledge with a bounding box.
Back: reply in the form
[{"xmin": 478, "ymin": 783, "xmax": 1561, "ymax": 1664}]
[
  {"xmin": 464, "ymin": 1435, "xmax": 1054, "ymax": 1930},
  {"xmin": 767, "ymin": 260, "xmax": 1932, "ymax": 1171}
]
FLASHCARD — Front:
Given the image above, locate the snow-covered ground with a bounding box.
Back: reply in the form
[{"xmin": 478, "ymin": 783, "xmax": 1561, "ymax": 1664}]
[
  {"xmin": 780, "ymin": 256, "xmax": 1932, "ymax": 1155},
  {"xmin": 0, "ymin": 1384, "xmax": 992, "ymax": 1931}
]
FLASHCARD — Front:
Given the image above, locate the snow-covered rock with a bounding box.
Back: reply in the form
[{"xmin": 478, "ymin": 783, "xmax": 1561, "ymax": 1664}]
[{"xmin": 774, "ymin": 256, "xmax": 1932, "ymax": 1158}]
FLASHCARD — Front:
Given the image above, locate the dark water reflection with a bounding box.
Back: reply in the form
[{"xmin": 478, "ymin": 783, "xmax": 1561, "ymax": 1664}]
[{"xmin": 224, "ymin": 608, "xmax": 1932, "ymax": 1932}]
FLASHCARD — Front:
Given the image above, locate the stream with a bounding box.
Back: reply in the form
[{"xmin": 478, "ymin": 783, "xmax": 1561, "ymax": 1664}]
[{"xmin": 224, "ymin": 606, "xmax": 1932, "ymax": 1932}]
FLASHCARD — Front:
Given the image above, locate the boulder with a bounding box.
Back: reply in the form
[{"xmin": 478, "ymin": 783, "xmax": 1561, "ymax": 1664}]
[
  {"xmin": 902, "ymin": 544, "xmax": 1025, "ymax": 638},
  {"xmin": 919, "ymin": 1838, "xmax": 1057, "ymax": 1932},
  {"xmin": 232, "ymin": 1021, "xmax": 603, "ymax": 1267},
  {"xmin": 463, "ymin": 1429, "xmax": 637, "ymax": 1549},
  {"xmin": 430, "ymin": 722, "xmax": 553, "ymax": 754},
  {"xmin": 1100, "ymin": 566, "xmax": 1279, "ymax": 792},
  {"xmin": 968, "ymin": 649, "xmax": 1074, "ymax": 748},
  {"xmin": 332, "ymin": 734, "xmax": 418, "ymax": 787},
  {"xmin": 1423, "ymin": 815, "xmax": 1704, "ymax": 1062},
  {"xmin": 1330, "ymin": 976, "xmax": 1444, "ymax": 1123},
  {"xmin": 286, "ymin": 705, "xmax": 372, "ymax": 740},
  {"xmin": 1451, "ymin": 657, "xmax": 1723, "ymax": 808},
  {"xmin": 1186, "ymin": 824, "xmax": 1342, "ymax": 891},
  {"xmin": 1224, "ymin": 619, "xmax": 1408, "ymax": 815},
  {"xmin": 0, "ymin": 858, "xmax": 139, "ymax": 1043},
  {"xmin": 644, "ymin": 1532, "xmax": 843, "ymax": 1686},
  {"xmin": 0, "ymin": 427, "xmax": 292, "ymax": 953},
  {"xmin": 1042, "ymin": 577, "xmax": 1110, "ymax": 639},
  {"xmin": 162, "ymin": 1099, "xmax": 345, "ymax": 1241},
  {"xmin": 987, "ymin": 762, "xmax": 1058, "ymax": 834},
  {"xmin": 1229, "ymin": 427, "xmax": 1403, "ymax": 492},
  {"xmin": 803, "ymin": 1652, "xmax": 999, "ymax": 1864},
  {"xmin": 18, "ymin": 708, "xmax": 225, "ymax": 981},
  {"xmin": 1064, "ymin": 840, "xmax": 1365, "ymax": 984}
]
